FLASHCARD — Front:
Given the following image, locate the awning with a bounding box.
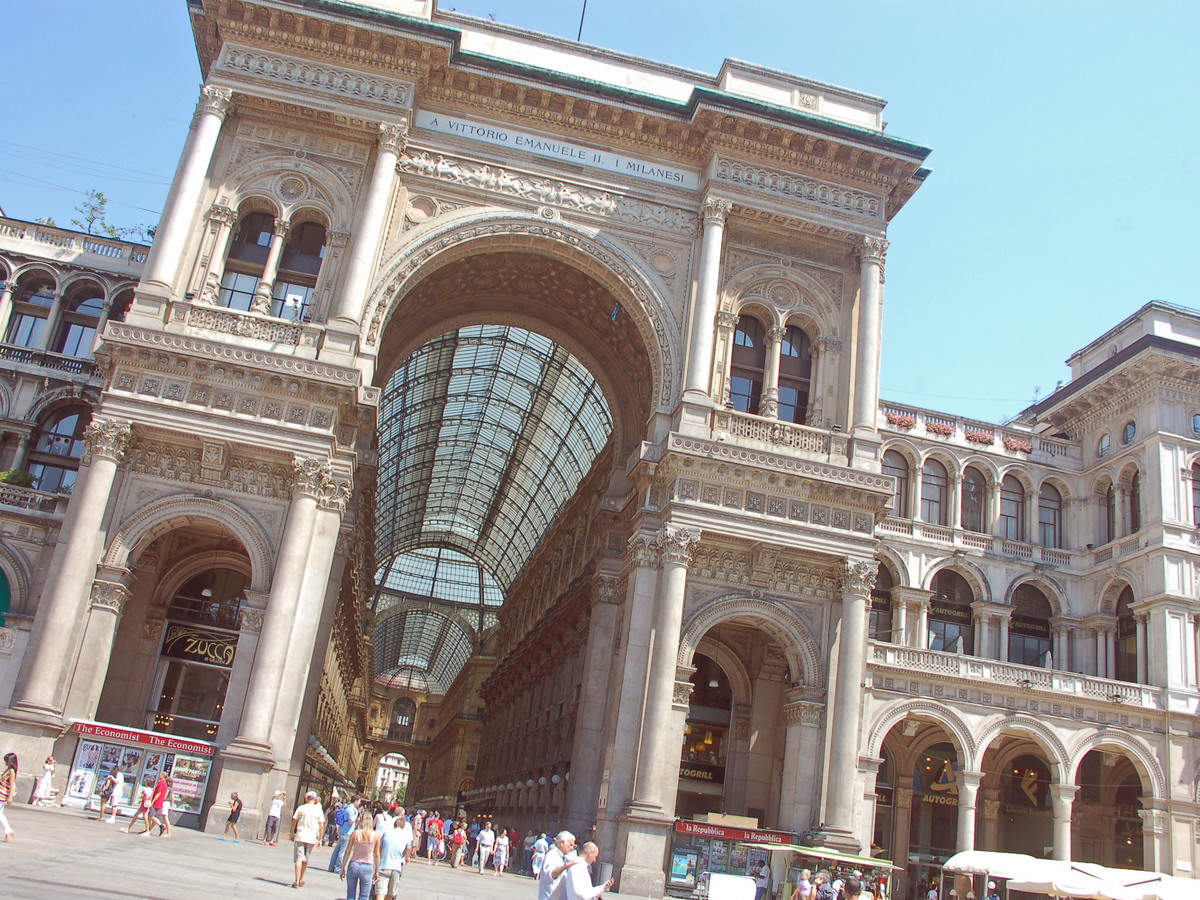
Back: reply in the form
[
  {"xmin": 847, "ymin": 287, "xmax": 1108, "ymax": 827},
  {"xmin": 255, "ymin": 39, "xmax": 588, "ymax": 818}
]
[
  {"xmin": 738, "ymin": 842, "xmax": 900, "ymax": 871},
  {"xmin": 942, "ymin": 852, "xmax": 1161, "ymax": 900}
]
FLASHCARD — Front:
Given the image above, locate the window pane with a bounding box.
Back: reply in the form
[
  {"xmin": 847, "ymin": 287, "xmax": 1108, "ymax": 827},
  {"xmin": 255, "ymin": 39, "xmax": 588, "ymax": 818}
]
[
  {"xmin": 29, "ymin": 462, "xmax": 75, "ymax": 492},
  {"xmin": 7, "ymin": 313, "xmax": 45, "ymax": 348},
  {"xmin": 883, "ymin": 451, "xmax": 909, "ymax": 518},
  {"xmin": 218, "ymin": 270, "xmax": 259, "ymax": 311},
  {"xmin": 1000, "ymin": 476, "xmax": 1025, "ymax": 541},
  {"xmin": 961, "ymin": 468, "xmax": 985, "ymax": 532},
  {"xmin": 271, "ymin": 281, "xmax": 313, "ymax": 320},
  {"xmin": 921, "ymin": 460, "xmax": 948, "ymax": 525},
  {"xmin": 57, "ymin": 323, "xmax": 96, "ymax": 358}
]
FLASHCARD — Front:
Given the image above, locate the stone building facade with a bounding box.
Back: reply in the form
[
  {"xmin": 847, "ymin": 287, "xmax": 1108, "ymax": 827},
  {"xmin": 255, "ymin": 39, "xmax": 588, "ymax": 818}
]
[{"xmin": 0, "ymin": 1, "xmax": 1195, "ymax": 896}]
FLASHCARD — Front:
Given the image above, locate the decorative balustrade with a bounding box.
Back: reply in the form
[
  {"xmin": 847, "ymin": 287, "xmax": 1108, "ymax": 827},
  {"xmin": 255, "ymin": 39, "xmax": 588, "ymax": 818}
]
[
  {"xmin": 878, "ymin": 401, "xmax": 1082, "ymax": 467},
  {"xmin": 167, "ymin": 299, "xmax": 322, "ymax": 352},
  {"xmin": 0, "ymin": 484, "xmax": 65, "ymax": 514},
  {"xmin": 880, "ymin": 517, "xmax": 1075, "ymax": 567},
  {"xmin": 869, "ymin": 641, "xmax": 1165, "ymax": 710},
  {"xmin": 0, "ymin": 344, "xmax": 99, "ymax": 378},
  {"xmin": 0, "ymin": 217, "xmax": 149, "ymax": 268},
  {"xmin": 710, "ymin": 408, "xmax": 849, "ymax": 462}
]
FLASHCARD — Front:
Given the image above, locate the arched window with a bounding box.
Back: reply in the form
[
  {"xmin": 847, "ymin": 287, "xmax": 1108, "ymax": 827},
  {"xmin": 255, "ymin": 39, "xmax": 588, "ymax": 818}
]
[
  {"xmin": 53, "ymin": 285, "xmax": 104, "ymax": 357},
  {"xmin": 883, "ymin": 450, "xmax": 910, "ymax": 519},
  {"xmin": 1102, "ymin": 484, "xmax": 1117, "ymax": 545},
  {"xmin": 218, "ymin": 211, "xmax": 274, "ymax": 311},
  {"xmin": 961, "ymin": 466, "xmax": 986, "ymax": 532},
  {"xmin": 389, "ymin": 697, "xmax": 417, "ymax": 742},
  {"xmin": 776, "ymin": 325, "xmax": 812, "ymax": 425},
  {"xmin": 1009, "ymin": 584, "xmax": 1053, "ymax": 666},
  {"xmin": 1115, "ymin": 586, "xmax": 1137, "ymax": 683},
  {"xmin": 1192, "ymin": 464, "xmax": 1200, "ymax": 526},
  {"xmin": 272, "ymin": 219, "xmax": 326, "ymax": 321},
  {"xmin": 870, "ymin": 565, "xmax": 894, "ymax": 641},
  {"xmin": 677, "ymin": 653, "xmax": 732, "ymax": 819},
  {"xmin": 1129, "ymin": 473, "xmax": 1141, "ymax": 532},
  {"xmin": 1038, "ymin": 484, "xmax": 1063, "ymax": 548},
  {"xmin": 929, "ymin": 569, "xmax": 975, "ymax": 654},
  {"xmin": 108, "ymin": 288, "xmax": 134, "ymax": 324},
  {"xmin": 28, "ymin": 406, "xmax": 90, "ymax": 492},
  {"xmin": 921, "ymin": 459, "xmax": 949, "ymax": 525},
  {"xmin": 6, "ymin": 275, "xmax": 55, "ymax": 348},
  {"xmin": 999, "ymin": 475, "xmax": 1025, "ymax": 541},
  {"xmin": 729, "ymin": 315, "xmax": 765, "ymax": 414}
]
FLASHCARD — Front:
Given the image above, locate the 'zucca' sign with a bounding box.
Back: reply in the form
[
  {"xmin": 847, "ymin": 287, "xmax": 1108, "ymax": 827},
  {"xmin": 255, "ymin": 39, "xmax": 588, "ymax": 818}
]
[{"xmin": 161, "ymin": 623, "xmax": 236, "ymax": 667}]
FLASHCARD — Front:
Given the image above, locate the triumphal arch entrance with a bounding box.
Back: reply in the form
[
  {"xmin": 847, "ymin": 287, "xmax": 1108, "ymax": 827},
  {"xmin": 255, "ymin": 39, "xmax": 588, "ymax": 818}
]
[{"xmin": 0, "ymin": 2, "xmax": 933, "ymax": 895}]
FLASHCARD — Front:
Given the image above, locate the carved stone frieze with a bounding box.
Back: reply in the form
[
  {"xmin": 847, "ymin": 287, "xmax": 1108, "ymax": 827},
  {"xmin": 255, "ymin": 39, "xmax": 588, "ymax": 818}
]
[
  {"xmin": 714, "ymin": 157, "xmax": 884, "ymax": 222},
  {"xmin": 397, "ymin": 149, "xmax": 698, "ymax": 236},
  {"xmin": 82, "ymin": 417, "xmax": 131, "ymax": 466}
]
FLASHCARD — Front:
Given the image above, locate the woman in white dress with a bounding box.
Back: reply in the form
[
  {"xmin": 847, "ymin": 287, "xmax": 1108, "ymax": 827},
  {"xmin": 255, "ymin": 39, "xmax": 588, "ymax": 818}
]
[
  {"xmin": 32, "ymin": 756, "xmax": 54, "ymax": 806},
  {"xmin": 494, "ymin": 829, "xmax": 510, "ymax": 876}
]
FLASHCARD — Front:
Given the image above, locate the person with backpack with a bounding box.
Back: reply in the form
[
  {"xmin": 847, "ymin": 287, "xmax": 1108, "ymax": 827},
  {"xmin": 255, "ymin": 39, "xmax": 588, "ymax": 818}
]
[{"xmin": 329, "ymin": 797, "xmax": 361, "ymax": 872}]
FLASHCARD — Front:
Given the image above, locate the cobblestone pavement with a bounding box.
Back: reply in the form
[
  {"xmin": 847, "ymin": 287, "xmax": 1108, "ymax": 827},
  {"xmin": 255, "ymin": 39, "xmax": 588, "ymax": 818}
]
[{"xmin": 0, "ymin": 803, "xmax": 539, "ymax": 899}]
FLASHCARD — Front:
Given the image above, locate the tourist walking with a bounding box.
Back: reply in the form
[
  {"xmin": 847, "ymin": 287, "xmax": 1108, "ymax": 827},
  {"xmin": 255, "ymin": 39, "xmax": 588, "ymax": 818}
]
[
  {"xmin": 531, "ymin": 832, "xmax": 549, "ymax": 877},
  {"xmin": 339, "ymin": 809, "xmax": 380, "ymax": 900},
  {"xmin": 537, "ymin": 830, "xmax": 578, "ymax": 900},
  {"xmin": 121, "ymin": 784, "xmax": 153, "ymax": 834},
  {"xmin": 476, "ymin": 820, "xmax": 495, "ymax": 873},
  {"xmin": 96, "ymin": 767, "xmax": 123, "ymax": 823},
  {"xmin": 451, "ymin": 822, "xmax": 467, "ymax": 867},
  {"xmin": 158, "ymin": 778, "xmax": 173, "ymax": 838},
  {"xmin": 0, "ymin": 752, "xmax": 16, "ymax": 841},
  {"xmin": 494, "ymin": 826, "xmax": 510, "ymax": 876},
  {"xmin": 291, "ymin": 789, "xmax": 327, "ymax": 888},
  {"xmin": 376, "ymin": 806, "xmax": 413, "ymax": 900},
  {"xmin": 32, "ymin": 756, "xmax": 54, "ymax": 806},
  {"xmin": 329, "ymin": 797, "xmax": 361, "ymax": 872},
  {"xmin": 264, "ymin": 790, "xmax": 286, "ymax": 845},
  {"xmin": 220, "ymin": 792, "xmax": 243, "ymax": 841},
  {"xmin": 562, "ymin": 841, "xmax": 614, "ymax": 900}
]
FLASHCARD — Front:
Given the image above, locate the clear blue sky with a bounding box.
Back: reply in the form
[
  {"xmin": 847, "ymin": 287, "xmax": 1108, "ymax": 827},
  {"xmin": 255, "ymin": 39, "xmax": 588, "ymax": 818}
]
[{"xmin": 2, "ymin": 1, "xmax": 1195, "ymax": 425}]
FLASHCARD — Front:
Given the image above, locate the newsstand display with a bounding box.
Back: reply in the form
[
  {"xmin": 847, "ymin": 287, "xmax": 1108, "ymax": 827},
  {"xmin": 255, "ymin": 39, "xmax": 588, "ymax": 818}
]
[{"xmin": 668, "ymin": 819, "xmax": 794, "ymax": 897}]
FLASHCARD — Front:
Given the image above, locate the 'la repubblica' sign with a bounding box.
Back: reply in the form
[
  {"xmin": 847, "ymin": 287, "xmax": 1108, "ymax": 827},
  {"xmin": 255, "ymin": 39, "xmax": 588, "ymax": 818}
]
[
  {"xmin": 414, "ymin": 110, "xmax": 700, "ymax": 190},
  {"xmin": 161, "ymin": 623, "xmax": 236, "ymax": 668}
]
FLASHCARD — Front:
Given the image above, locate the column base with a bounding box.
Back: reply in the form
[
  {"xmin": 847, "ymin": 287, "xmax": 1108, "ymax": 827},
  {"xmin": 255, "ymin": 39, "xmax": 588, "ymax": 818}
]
[
  {"xmin": 319, "ymin": 317, "xmax": 360, "ymax": 364},
  {"xmin": 807, "ymin": 824, "xmax": 863, "ymax": 854},
  {"xmin": 123, "ymin": 283, "xmax": 172, "ymax": 327},
  {"xmin": 614, "ymin": 808, "xmax": 672, "ymax": 898},
  {"xmin": 0, "ymin": 706, "xmax": 71, "ymax": 801},
  {"xmin": 204, "ymin": 740, "xmax": 278, "ymax": 837},
  {"xmin": 673, "ymin": 393, "xmax": 714, "ymax": 438}
]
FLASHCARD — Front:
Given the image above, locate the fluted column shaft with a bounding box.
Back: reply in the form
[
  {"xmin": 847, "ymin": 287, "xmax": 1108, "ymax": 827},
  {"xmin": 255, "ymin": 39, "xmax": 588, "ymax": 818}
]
[
  {"xmin": 231, "ymin": 460, "xmax": 323, "ymax": 748},
  {"xmin": 11, "ymin": 418, "xmax": 130, "ymax": 717},
  {"xmin": 630, "ymin": 526, "xmax": 699, "ymax": 810},
  {"xmin": 759, "ymin": 326, "xmax": 785, "ymax": 418},
  {"xmin": 329, "ymin": 122, "xmax": 407, "ymax": 326},
  {"xmin": 683, "ymin": 197, "xmax": 732, "ymax": 398},
  {"xmin": 822, "ymin": 559, "xmax": 875, "ymax": 839},
  {"xmin": 852, "ymin": 237, "xmax": 886, "ymax": 432},
  {"xmin": 143, "ymin": 85, "xmax": 233, "ymax": 291}
]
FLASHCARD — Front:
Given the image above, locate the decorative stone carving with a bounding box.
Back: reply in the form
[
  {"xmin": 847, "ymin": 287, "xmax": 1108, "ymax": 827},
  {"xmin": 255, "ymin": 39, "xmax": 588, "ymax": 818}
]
[
  {"xmin": 379, "ymin": 122, "xmax": 409, "ymax": 154},
  {"xmin": 396, "ymin": 150, "xmax": 697, "ymax": 236},
  {"xmin": 90, "ymin": 580, "xmax": 131, "ymax": 614},
  {"xmin": 784, "ymin": 700, "xmax": 823, "ymax": 727},
  {"xmin": 716, "ymin": 310, "xmax": 740, "ymax": 330},
  {"xmin": 701, "ymin": 196, "xmax": 733, "ymax": 226},
  {"xmin": 713, "ymin": 157, "xmax": 884, "ymax": 222},
  {"xmin": 141, "ymin": 619, "xmax": 164, "ymax": 643},
  {"xmin": 216, "ymin": 43, "xmax": 414, "ymax": 110},
  {"xmin": 293, "ymin": 457, "xmax": 332, "ymax": 498},
  {"xmin": 654, "ymin": 525, "xmax": 701, "ymax": 567},
  {"xmin": 82, "ymin": 418, "xmax": 131, "ymax": 466},
  {"xmin": 317, "ymin": 472, "xmax": 352, "ymax": 514},
  {"xmin": 625, "ymin": 532, "xmax": 658, "ymax": 569},
  {"xmin": 594, "ymin": 574, "xmax": 623, "ymax": 605},
  {"xmin": 841, "ymin": 558, "xmax": 877, "ymax": 596},
  {"xmin": 240, "ymin": 606, "xmax": 266, "ymax": 634},
  {"xmin": 195, "ymin": 84, "xmax": 233, "ymax": 122},
  {"xmin": 208, "ymin": 203, "xmax": 237, "ymax": 226},
  {"xmin": 672, "ymin": 679, "xmax": 695, "ymax": 708},
  {"xmin": 859, "ymin": 235, "xmax": 888, "ymax": 283}
]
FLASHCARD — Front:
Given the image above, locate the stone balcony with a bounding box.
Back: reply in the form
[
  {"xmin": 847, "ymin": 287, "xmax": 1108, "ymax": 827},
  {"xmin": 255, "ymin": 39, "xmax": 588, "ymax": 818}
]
[
  {"xmin": 709, "ymin": 407, "xmax": 850, "ymax": 467},
  {"xmin": 0, "ymin": 484, "xmax": 68, "ymax": 518},
  {"xmin": 0, "ymin": 217, "xmax": 148, "ymax": 279},
  {"xmin": 0, "ymin": 343, "xmax": 99, "ymax": 381},
  {"xmin": 879, "ymin": 516, "xmax": 1075, "ymax": 568},
  {"xmin": 878, "ymin": 401, "xmax": 1081, "ymax": 469},
  {"xmin": 867, "ymin": 641, "xmax": 1200, "ymax": 718}
]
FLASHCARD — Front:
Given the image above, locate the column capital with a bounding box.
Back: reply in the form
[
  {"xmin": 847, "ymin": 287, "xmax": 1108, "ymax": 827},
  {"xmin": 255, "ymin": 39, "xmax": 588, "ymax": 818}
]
[
  {"xmin": 326, "ymin": 230, "xmax": 351, "ymax": 249},
  {"xmin": 195, "ymin": 84, "xmax": 234, "ymax": 122},
  {"xmin": 82, "ymin": 417, "xmax": 131, "ymax": 466},
  {"xmin": 958, "ymin": 770, "xmax": 985, "ymax": 791},
  {"xmin": 700, "ymin": 196, "xmax": 733, "ymax": 227},
  {"xmin": 272, "ymin": 219, "xmax": 293, "ymax": 240},
  {"xmin": 715, "ymin": 309, "xmax": 740, "ymax": 330},
  {"xmin": 783, "ymin": 699, "xmax": 823, "ymax": 727},
  {"xmin": 765, "ymin": 325, "xmax": 787, "ymax": 344},
  {"xmin": 378, "ymin": 121, "xmax": 409, "ymax": 155},
  {"xmin": 317, "ymin": 471, "xmax": 352, "ymax": 513},
  {"xmin": 208, "ymin": 203, "xmax": 237, "ymax": 226},
  {"xmin": 858, "ymin": 235, "xmax": 889, "ymax": 265},
  {"xmin": 672, "ymin": 677, "xmax": 695, "ymax": 710},
  {"xmin": 625, "ymin": 531, "xmax": 659, "ymax": 569},
  {"xmin": 594, "ymin": 573, "xmax": 624, "ymax": 606},
  {"xmin": 292, "ymin": 456, "xmax": 332, "ymax": 498},
  {"xmin": 840, "ymin": 557, "xmax": 877, "ymax": 596},
  {"xmin": 89, "ymin": 579, "xmax": 131, "ymax": 615},
  {"xmin": 654, "ymin": 524, "xmax": 701, "ymax": 567},
  {"xmin": 239, "ymin": 605, "xmax": 266, "ymax": 635}
]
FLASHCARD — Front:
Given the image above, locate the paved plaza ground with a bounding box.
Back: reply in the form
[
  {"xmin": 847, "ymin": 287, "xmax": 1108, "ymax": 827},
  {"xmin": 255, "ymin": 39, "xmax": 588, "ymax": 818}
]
[{"xmin": 0, "ymin": 803, "xmax": 540, "ymax": 899}]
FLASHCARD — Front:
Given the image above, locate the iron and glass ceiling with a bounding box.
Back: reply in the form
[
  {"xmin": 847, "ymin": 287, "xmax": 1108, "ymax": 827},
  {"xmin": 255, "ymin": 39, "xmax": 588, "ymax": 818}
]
[{"xmin": 371, "ymin": 324, "xmax": 612, "ymax": 692}]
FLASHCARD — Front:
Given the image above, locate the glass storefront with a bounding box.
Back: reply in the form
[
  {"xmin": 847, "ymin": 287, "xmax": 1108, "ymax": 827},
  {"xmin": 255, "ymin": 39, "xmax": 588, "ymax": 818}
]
[
  {"xmin": 676, "ymin": 654, "xmax": 732, "ymax": 820},
  {"xmin": 908, "ymin": 742, "xmax": 959, "ymax": 888}
]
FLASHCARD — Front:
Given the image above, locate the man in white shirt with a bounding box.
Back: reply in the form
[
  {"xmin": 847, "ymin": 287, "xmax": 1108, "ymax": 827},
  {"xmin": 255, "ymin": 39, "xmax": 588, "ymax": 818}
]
[
  {"xmin": 538, "ymin": 830, "xmax": 578, "ymax": 900},
  {"xmin": 373, "ymin": 805, "xmax": 394, "ymax": 834},
  {"xmin": 376, "ymin": 806, "xmax": 413, "ymax": 900},
  {"xmin": 263, "ymin": 791, "xmax": 285, "ymax": 846},
  {"xmin": 562, "ymin": 841, "xmax": 613, "ymax": 900},
  {"xmin": 476, "ymin": 822, "xmax": 496, "ymax": 874},
  {"xmin": 290, "ymin": 790, "xmax": 326, "ymax": 889}
]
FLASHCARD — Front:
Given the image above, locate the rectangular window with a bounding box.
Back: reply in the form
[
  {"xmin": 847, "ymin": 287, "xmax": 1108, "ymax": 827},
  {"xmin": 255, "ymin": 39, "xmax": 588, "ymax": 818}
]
[
  {"xmin": 58, "ymin": 323, "xmax": 96, "ymax": 358},
  {"xmin": 928, "ymin": 619, "xmax": 971, "ymax": 653},
  {"xmin": 1000, "ymin": 492, "xmax": 1024, "ymax": 541},
  {"xmin": 728, "ymin": 375, "xmax": 760, "ymax": 414},
  {"xmin": 28, "ymin": 462, "xmax": 75, "ymax": 493},
  {"xmin": 271, "ymin": 281, "xmax": 314, "ymax": 320},
  {"xmin": 218, "ymin": 270, "xmax": 260, "ymax": 311},
  {"xmin": 921, "ymin": 480, "xmax": 946, "ymax": 525},
  {"xmin": 7, "ymin": 313, "xmax": 45, "ymax": 348},
  {"xmin": 1038, "ymin": 504, "xmax": 1060, "ymax": 548}
]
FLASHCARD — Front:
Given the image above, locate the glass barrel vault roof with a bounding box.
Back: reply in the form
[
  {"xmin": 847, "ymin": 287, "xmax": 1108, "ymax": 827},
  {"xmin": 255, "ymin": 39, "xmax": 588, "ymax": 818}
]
[{"xmin": 371, "ymin": 324, "xmax": 613, "ymax": 691}]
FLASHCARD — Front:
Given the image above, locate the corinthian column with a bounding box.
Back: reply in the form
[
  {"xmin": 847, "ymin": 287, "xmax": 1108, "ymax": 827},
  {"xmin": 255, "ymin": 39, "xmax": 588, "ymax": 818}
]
[
  {"xmin": 759, "ymin": 326, "xmax": 786, "ymax": 418},
  {"xmin": 192, "ymin": 204, "xmax": 238, "ymax": 303},
  {"xmin": 226, "ymin": 458, "xmax": 324, "ymax": 753},
  {"xmin": 328, "ymin": 121, "xmax": 408, "ymax": 330},
  {"xmin": 816, "ymin": 558, "xmax": 875, "ymax": 850},
  {"xmin": 8, "ymin": 418, "xmax": 131, "ymax": 721},
  {"xmin": 683, "ymin": 197, "xmax": 733, "ymax": 400},
  {"xmin": 852, "ymin": 236, "xmax": 887, "ymax": 434},
  {"xmin": 629, "ymin": 525, "xmax": 700, "ymax": 811},
  {"xmin": 250, "ymin": 219, "xmax": 290, "ymax": 314},
  {"xmin": 142, "ymin": 85, "xmax": 234, "ymax": 293}
]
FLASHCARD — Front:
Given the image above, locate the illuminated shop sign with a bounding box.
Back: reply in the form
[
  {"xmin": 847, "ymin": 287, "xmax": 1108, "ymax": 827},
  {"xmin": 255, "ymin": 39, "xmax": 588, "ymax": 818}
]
[{"xmin": 161, "ymin": 623, "xmax": 236, "ymax": 667}]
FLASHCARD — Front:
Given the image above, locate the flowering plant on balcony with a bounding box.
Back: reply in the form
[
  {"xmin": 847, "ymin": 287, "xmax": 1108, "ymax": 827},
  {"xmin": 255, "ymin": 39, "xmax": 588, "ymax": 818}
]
[
  {"xmin": 964, "ymin": 429, "xmax": 994, "ymax": 445},
  {"xmin": 1003, "ymin": 435, "xmax": 1033, "ymax": 453},
  {"xmin": 885, "ymin": 411, "xmax": 916, "ymax": 429},
  {"xmin": 925, "ymin": 421, "xmax": 955, "ymax": 436}
]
